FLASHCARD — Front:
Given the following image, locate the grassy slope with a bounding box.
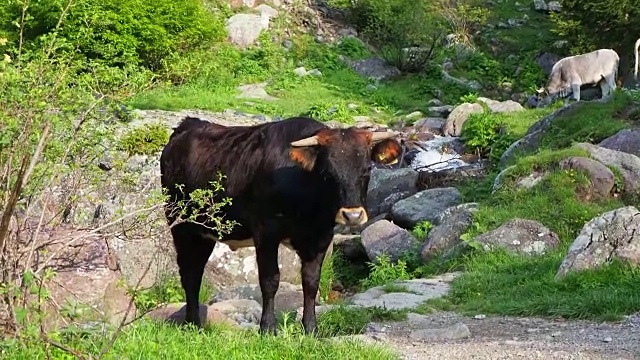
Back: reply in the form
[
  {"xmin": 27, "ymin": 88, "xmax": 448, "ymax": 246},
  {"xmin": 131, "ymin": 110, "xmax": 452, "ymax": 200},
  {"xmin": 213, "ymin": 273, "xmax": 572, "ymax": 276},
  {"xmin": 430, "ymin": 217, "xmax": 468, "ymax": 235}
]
[{"xmin": 433, "ymin": 91, "xmax": 640, "ymax": 321}]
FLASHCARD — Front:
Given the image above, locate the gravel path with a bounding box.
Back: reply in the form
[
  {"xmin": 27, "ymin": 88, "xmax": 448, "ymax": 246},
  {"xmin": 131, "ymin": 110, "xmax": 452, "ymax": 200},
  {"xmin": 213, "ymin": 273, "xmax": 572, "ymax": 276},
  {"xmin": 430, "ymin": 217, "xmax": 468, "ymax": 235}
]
[{"xmin": 362, "ymin": 311, "xmax": 640, "ymax": 359}]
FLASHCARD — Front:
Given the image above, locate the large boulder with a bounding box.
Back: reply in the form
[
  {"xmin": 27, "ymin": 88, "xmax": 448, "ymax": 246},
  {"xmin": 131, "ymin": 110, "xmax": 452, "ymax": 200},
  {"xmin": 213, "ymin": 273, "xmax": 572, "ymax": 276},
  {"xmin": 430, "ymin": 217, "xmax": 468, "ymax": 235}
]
[
  {"xmin": 226, "ymin": 13, "xmax": 272, "ymax": 48},
  {"xmin": 207, "ymin": 243, "xmax": 302, "ymax": 288},
  {"xmin": 474, "ymin": 218, "xmax": 560, "ymax": 255},
  {"xmin": 576, "ymin": 142, "xmax": 640, "ymax": 195},
  {"xmin": 360, "ymin": 220, "xmax": 417, "ymax": 263},
  {"xmin": 420, "ymin": 203, "xmax": 478, "ymax": 261},
  {"xmin": 441, "ymin": 103, "xmax": 484, "ymax": 137},
  {"xmin": 390, "ymin": 187, "xmax": 463, "ymax": 229},
  {"xmin": 598, "ymin": 129, "xmax": 640, "ymax": 157},
  {"xmin": 558, "ymin": 156, "xmax": 615, "ymax": 200},
  {"xmin": 557, "ymin": 206, "xmax": 640, "ymax": 278},
  {"xmin": 366, "ymin": 168, "xmax": 419, "ymax": 218}
]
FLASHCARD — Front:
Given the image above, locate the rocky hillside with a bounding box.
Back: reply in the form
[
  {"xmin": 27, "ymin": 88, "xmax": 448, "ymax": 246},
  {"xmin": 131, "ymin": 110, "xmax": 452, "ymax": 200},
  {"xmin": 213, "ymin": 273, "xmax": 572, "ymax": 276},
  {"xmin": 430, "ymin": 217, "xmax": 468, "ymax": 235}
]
[{"xmin": 2, "ymin": 0, "xmax": 640, "ymax": 358}]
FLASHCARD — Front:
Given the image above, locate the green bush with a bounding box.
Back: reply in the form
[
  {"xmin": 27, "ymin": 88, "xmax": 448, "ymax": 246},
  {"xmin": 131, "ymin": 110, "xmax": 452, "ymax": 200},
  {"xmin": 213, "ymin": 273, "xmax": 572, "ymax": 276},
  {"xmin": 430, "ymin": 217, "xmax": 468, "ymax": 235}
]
[
  {"xmin": 0, "ymin": 0, "xmax": 226, "ymax": 71},
  {"xmin": 550, "ymin": 0, "xmax": 640, "ymax": 56},
  {"xmin": 460, "ymin": 110, "xmax": 505, "ymax": 155},
  {"xmin": 334, "ymin": 0, "xmax": 447, "ymax": 72},
  {"xmin": 118, "ymin": 122, "xmax": 170, "ymax": 156}
]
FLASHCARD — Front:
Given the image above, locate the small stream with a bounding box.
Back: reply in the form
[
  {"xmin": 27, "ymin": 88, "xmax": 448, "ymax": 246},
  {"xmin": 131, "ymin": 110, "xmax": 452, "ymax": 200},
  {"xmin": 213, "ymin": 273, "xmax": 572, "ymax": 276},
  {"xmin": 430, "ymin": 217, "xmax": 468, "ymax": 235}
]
[{"xmin": 407, "ymin": 135, "xmax": 474, "ymax": 172}]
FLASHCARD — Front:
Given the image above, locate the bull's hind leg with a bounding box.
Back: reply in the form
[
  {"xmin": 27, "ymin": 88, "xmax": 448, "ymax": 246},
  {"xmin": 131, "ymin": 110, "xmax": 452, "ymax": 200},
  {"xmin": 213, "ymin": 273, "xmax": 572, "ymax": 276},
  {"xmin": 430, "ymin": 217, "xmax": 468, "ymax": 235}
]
[{"xmin": 171, "ymin": 223, "xmax": 215, "ymax": 327}]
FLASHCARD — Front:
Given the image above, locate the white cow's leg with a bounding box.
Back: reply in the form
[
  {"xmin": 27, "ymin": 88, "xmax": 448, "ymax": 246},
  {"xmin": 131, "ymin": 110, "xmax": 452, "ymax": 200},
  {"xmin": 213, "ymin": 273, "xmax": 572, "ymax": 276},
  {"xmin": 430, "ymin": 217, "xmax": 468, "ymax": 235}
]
[
  {"xmin": 600, "ymin": 80, "xmax": 611, "ymax": 100},
  {"xmin": 571, "ymin": 83, "xmax": 581, "ymax": 102}
]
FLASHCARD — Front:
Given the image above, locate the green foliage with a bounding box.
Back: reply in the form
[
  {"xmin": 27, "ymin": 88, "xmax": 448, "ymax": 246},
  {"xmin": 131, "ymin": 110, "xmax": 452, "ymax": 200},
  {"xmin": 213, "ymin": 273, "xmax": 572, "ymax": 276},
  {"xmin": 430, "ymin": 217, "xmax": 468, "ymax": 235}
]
[
  {"xmin": 341, "ymin": 0, "xmax": 447, "ymax": 71},
  {"xmin": 117, "ymin": 122, "xmax": 170, "ymax": 156},
  {"xmin": 440, "ymin": 250, "xmax": 640, "ymax": 321},
  {"xmin": 304, "ymin": 100, "xmax": 361, "ymax": 123},
  {"xmin": 314, "ymin": 306, "xmax": 407, "ymax": 337},
  {"xmin": 336, "ymin": 37, "xmax": 371, "ymax": 60},
  {"xmin": 411, "ymin": 220, "xmax": 433, "ymax": 240},
  {"xmin": 537, "ymin": 93, "xmax": 632, "ymax": 151},
  {"xmin": 360, "ymin": 254, "xmax": 411, "ymax": 289},
  {"xmin": 129, "ymin": 275, "xmax": 215, "ymax": 314},
  {"xmin": 0, "ymin": 0, "xmax": 226, "ymax": 71},
  {"xmin": 460, "ymin": 110, "xmax": 505, "ymax": 155},
  {"xmin": 549, "ymin": 0, "xmax": 640, "ymax": 56}
]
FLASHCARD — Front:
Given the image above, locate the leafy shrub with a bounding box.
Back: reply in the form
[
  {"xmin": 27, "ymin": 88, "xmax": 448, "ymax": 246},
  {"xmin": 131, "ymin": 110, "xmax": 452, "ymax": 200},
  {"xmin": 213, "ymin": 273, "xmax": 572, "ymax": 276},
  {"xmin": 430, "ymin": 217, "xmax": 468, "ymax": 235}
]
[
  {"xmin": 460, "ymin": 110, "xmax": 505, "ymax": 155},
  {"xmin": 128, "ymin": 275, "xmax": 214, "ymax": 314},
  {"xmin": 118, "ymin": 123, "xmax": 170, "ymax": 156},
  {"xmin": 360, "ymin": 254, "xmax": 411, "ymax": 288},
  {"xmin": 336, "ymin": 36, "xmax": 371, "ymax": 60},
  {"xmin": 304, "ymin": 101, "xmax": 361, "ymax": 123},
  {"xmin": 0, "ymin": 0, "xmax": 226, "ymax": 71},
  {"xmin": 337, "ymin": 0, "xmax": 447, "ymax": 72},
  {"xmin": 411, "ymin": 221, "xmax": 433, "ymax": 240}
]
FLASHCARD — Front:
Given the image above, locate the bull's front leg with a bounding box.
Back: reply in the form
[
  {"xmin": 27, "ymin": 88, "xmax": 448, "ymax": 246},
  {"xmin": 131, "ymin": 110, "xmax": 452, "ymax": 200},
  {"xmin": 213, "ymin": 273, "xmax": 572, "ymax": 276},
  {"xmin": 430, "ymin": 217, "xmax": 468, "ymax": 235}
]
[
  {"xmin": 255, "ymin": 236, "xmax": 280, "ymax": 335},
  {"xmin": 298, "ymin": 234, "xmax": 331, "ymax": 335}
]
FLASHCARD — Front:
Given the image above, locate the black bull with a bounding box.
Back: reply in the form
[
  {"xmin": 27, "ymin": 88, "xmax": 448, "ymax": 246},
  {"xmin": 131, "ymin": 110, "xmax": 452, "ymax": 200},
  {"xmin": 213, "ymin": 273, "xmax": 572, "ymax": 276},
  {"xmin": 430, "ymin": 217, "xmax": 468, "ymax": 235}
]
[{"xmin": 159, "ymin": 116, "xmax": 401, "ymax": 334}]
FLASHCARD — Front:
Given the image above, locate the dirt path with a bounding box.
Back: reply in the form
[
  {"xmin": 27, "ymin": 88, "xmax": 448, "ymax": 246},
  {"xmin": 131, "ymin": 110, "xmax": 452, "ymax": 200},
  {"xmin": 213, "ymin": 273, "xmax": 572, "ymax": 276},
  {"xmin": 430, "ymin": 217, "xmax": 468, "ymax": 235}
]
[{"xmin": 363, "ymin": 311, "xmax": 640, "ymax": 359}]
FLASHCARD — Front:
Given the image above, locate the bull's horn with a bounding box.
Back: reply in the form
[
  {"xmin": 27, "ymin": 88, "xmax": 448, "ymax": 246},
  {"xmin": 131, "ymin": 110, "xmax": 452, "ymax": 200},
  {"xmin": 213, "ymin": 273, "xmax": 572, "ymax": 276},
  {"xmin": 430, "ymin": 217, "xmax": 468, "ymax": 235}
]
[
  {"xmin": 291, "ymin": 136, "xmax": 319, "ymax": 147},
  {"xmin": 536, "ymin": 87, "xmax": 545, "ymax": 94},
  {"xmin": 371, "ymin": 131, "xmax": 400, "ymax": 142}
]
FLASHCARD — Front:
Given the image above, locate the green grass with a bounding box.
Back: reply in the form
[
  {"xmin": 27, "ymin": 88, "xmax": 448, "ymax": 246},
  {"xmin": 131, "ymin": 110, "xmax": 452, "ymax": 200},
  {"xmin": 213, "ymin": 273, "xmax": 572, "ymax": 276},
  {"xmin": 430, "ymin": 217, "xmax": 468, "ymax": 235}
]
[
  {"xmin": 1, "ymin": 320, "xmax": 398, "ymax": 359},
  {"xmin": 432, "ymin": 251, "xmax": 640, "ymax": 321}
]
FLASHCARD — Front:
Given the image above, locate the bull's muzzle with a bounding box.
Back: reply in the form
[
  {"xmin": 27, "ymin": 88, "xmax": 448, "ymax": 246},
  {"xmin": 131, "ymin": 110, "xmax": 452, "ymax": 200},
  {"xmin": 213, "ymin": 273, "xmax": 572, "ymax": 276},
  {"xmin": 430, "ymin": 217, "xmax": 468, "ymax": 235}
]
[{"xmin": 335, "ymin": 207, "xmax": 368, "ymax": 226}]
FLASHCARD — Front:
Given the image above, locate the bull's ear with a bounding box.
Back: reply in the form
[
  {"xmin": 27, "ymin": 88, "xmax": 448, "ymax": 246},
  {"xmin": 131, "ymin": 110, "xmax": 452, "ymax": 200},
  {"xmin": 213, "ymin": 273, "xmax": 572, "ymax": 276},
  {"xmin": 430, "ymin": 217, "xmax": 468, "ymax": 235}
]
[
  {"xmin": 371, "ymin": 139, "xmax": 402, "ymax": 165},
  {"xmin": 289, "ymin": 147, "xmax": 318, "ymax": 171}
]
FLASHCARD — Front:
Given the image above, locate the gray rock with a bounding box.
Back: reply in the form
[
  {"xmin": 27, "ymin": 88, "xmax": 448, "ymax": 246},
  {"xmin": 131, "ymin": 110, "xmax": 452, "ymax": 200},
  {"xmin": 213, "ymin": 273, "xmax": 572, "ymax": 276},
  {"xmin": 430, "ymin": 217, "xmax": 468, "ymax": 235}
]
[
  {"xmin": 535, "ymin": 52, "xmax": 561, "ymax": 75},
  {"xmin": 474, "ymin": 218, "xmax": 560, "ymax": 255},
  {"xmin": 427, "ymin": 105, "xmax": 455, "ymax": 118},
  {"xmin": 255, "ymin": 4, "xmax": 278, "ymax": 18},
  {"xmin": 557, "ymin": 206, "xmax": 640, "ymax": 278},
  {"xmin": 547, "ymin": 1, "xmax": 562, "ymax": 11},
  {"xmin": 350, "ymin": 274, "xmax": 460, "ymax": 310},
  {"xmin": 360, "ymin": 220, "xmax": 417, "ymax": 263},
  {"xmin": 500, "ymin": 102, "xmax": 589, "ymax": 167},
  {"xmin": 533, "ymin": 0, "xmax": 548, "ymax": 11},
  {"xmin": 210, "ymin": 282, "xmax": 304, "ymax": 315},
  {"xmin": 414, "ymin": 117, "xmax": 446, "ymax": 135},
  {"xmin": 487, "ymin": 100, "xmax": 525, "ymax": 113},
  {"xmin": 366, "ymin": 168, "xmax": 419, "ymax": 217},
  {"xmin": 421, "ymin": 203, "xmax": 478, "ymax": 261},
  {"xmin": 492, "ymin": 166, "xmax": 548, "ymax": 193},
  {"xmin": 390, "ymin": 187, "xmax": 463, "ymax": 229},
  {"xmin": 208, "ymin": 299, "xmax": 263, "ymax": 326},
  {"xmin": 576, "ymin": 142, "xmax": 640, "ymax": 195},
  {"xmin": 559, "ymin": 156, "xmax": 615, "ymax": 200},
  {"xmin": 442, "ymin": 102, "xmax": 484, "ymax": 137},
  {"xmin": 599, "ymin": 129, "xmax": 640, "ymax": 157},
  {"xmin": 236, "ymin": 82, "xmax": 277, "ymax": 101},
  {"xmin": 349, "ymin": 57, "xmax": 401, "ymax": 81},
  {"xmin": 145, "ymin": 303, "xmax": 237, "ymax": 327},
  {"xmin": 226, "ymin": 13, "xmax": 271, "ymax": 48},
  {"xmin": 410, "ymin": 322, "xmax": 471, "ymax": 341},
  {"xmin": 207, "ymin": 242, "xmax": 302, "ymax": 287}
]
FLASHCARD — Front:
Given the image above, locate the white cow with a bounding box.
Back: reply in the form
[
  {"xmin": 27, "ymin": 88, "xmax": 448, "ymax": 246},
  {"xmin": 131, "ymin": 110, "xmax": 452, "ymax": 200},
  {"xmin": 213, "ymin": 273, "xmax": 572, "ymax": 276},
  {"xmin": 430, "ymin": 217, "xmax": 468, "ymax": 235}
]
[
  {"xmin": 536, "ymin": 48, "xmax": 619, "ymax": 107},
  {"xmin": 634, "ymin": 37, "xmax": 640, "ymax": 80}
]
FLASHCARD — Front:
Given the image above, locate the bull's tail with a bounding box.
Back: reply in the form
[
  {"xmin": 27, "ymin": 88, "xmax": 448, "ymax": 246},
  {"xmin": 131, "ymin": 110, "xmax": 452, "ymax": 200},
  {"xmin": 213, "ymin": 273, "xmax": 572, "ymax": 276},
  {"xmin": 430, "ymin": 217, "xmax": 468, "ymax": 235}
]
[{"xmin": 635, "ymin": 38, "xmax": 640, "ymax": 80}]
